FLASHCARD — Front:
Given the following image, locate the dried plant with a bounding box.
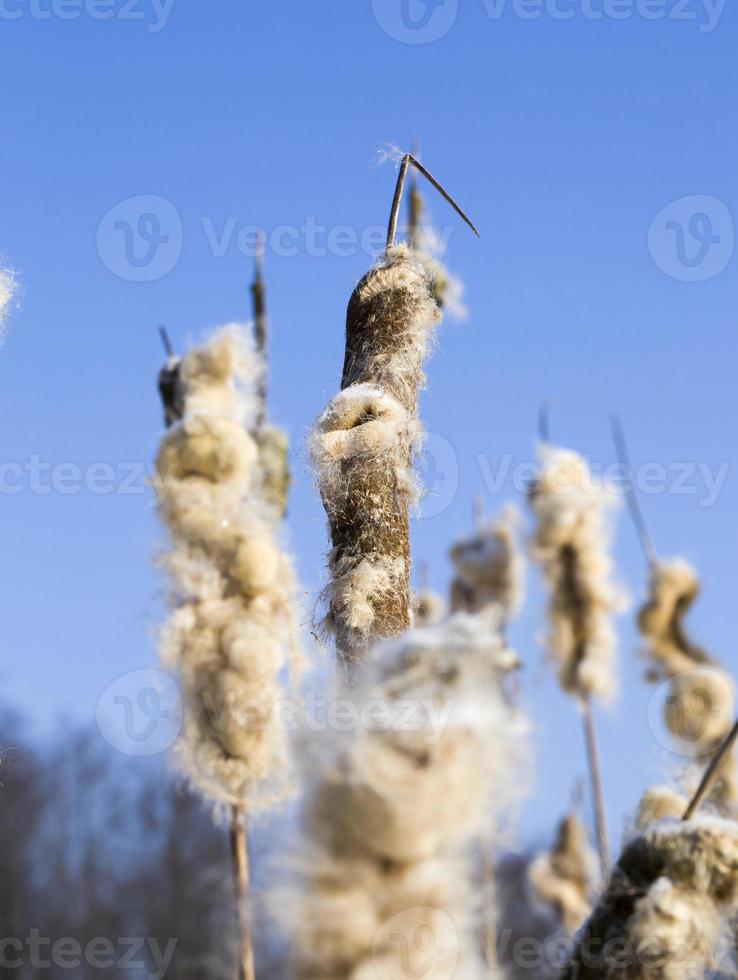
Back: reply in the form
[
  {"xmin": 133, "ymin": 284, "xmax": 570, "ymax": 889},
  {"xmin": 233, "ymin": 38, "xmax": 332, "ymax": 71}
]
[
  {"xmin": 450, "ymin": 502, "xmax": 526, "ymax": 625},
  {"xmin": 275, "ymin": 613, "xmax": 529, "ymax": 979},
  {"xmin": 612, "ymin": 418, "xmax": 738, "ymax": 814},
  {"xmin": 156, "ymin": 324, "xmax": 303, "ymax": 809},
  {"xmin": 528, "ymin": 809, "xmax": 597, "ymax": 936},
  {"xmin": 529, "ymin": 443, "xmax": 624, "ymax": 881},
  {"xmin": 562, "ymin": 817, "xmax": 738, "ymax": 978},
  {"xmin": 638, "ymin": 558, "xmax": 738, "ymax": 811},
  {"xmin": 311, "ymin": 154, "xmax": 477, "ymax": 665}
]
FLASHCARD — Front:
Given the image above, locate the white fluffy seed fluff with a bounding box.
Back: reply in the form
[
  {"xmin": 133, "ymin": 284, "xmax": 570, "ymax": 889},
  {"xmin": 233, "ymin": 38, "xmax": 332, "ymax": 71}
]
[
  {"xmin": 275, "ymin": 613, "xmax": 529, "ymax": 979},
  {"xmin": 563, "ymin": 818, "xmax": 738, "ymax": 979},
  {"xmin": 155, "ymin": 324, "xmax": 303, "ymax": 812},
  {"xmin": 412, "ymin": 587, "xmax": 446, "ymax": 626},
  {"xmin": 529, "ymin": 445, "xmax": 623, "ymax": 704},
  {"xmin": 639, "ymin": 558, "xmax": 738, "ymax": 811},
  {"xmin": 528, "ymin": 811, "xmax": 597, "ymax": 936},
  {"xmin": 450, "ymin": 504, "xmax": 526, "ymax": 622}
]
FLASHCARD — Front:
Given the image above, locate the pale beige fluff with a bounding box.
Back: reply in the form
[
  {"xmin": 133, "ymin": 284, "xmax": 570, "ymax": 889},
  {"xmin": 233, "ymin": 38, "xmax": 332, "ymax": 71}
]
[
  {"xmin": 635, "ymin": 786, "xmax": 689, "ymax": 831},
  {"xmin": 529, "ymin": 445, "xmax": 623, "ymax": 703},
  {"xmin": 562, "ymin": 818, "xmax": 738, "ymax": 979},
  {"xmin": 412, "ymin": 587, "xmax": 446, "ymax": 626},
  {"xmin": 155, "ymin": 324, "xmax": 303, "ymax": 811},
  {"xmin": 277, "ymin": 613, "xmax": 529, "ymax": 979},
  {"xmin": 639, "ymin": 558, "xmax": 737, "ymax": 811},
  {"xmin": 528, "ymin": 811, "xmax": 597, "ymax": 935},
  {"xmin": 450, "ymin": 504, "xmax": 525, "ymax": 620},
  {"xmin": 0, "ymin": 267, "xmax": 15, "ymax": 337}
]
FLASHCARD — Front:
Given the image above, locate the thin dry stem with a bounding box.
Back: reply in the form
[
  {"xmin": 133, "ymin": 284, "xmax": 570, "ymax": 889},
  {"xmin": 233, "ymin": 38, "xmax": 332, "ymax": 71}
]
[
  {"xmin": 230, "ymin": 806, "xmax": 255, "ymax": 980},
  {"xmin": 582, "ymin": 696, "xmax": 610, "ymax": 884},
  {"xmin": 683, "ymin": 716, "xmax": 738, "ymax": 820}
]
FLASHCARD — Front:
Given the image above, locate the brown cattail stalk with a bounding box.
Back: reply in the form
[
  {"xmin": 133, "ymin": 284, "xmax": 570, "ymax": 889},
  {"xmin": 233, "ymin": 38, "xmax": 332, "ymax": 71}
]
[{"xmin": 311, "ymin": 153, "xmax": 477, "ymax": 665}]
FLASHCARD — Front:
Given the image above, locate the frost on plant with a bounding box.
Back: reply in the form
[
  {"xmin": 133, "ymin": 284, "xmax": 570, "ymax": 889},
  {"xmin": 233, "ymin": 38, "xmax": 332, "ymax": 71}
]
[
  {"xmin": 155, "ymin": 324, "xmax": 303, "ymax": 812},
  {"xmin": 529, "ymin": 445, "xmax": 623, "ymax": 704},
  {"xmin": 275, "ymin": 613, "xmax": 529, "ymax": 979}
]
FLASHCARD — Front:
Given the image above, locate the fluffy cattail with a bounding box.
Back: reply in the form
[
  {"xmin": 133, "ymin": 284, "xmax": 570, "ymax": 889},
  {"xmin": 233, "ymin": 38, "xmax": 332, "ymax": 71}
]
[
  {"xmin": 562, "ymin": 818, "xmax": 738, "ymax": 978},
  {"xmin": 529, "ymin": 444, "xmax": 623, "ymax": 881},
  {"xmin": 639, "ymin": 559, "xmax": 737, "ymax": 811},
  {"xmin": 528, "ymin": 810, "xmax": 597, "ymax": 936},
  {"xmin": 529, "ymin": 445, "xmax": 622, "ymax": 703},
  {"xmin": 155, "ymin": 324, "xmax": 303, "ymax": 811},
  {"xmin": 311, "ymin": 244, "xmax": 442, "ymax": 662},
  {"xmin": 450, "ymin": 504, "xmax": 525, "ymax": 623},
  {"xmin": 412, "ymin": 586, "xmax": 446, "ymax": 626},
  {"xmin": 276, "ymin": 613, "xmax": 528, "ymax": 979},
  {"xmin": 634, "ymin": 786, "xmax": 689, "ymax": 831}
]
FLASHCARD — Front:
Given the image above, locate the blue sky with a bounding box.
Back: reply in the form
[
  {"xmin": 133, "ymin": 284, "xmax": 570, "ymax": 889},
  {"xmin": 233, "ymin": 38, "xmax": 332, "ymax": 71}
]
[{"xmin": 1, "ymin": 0, "xmax": 737, "ymax": 845}]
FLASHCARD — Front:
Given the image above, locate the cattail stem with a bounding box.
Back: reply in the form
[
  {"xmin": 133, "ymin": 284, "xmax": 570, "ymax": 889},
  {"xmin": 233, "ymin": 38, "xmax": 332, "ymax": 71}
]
[
  {"xmin": 229, "ymin": 806, "xmax": 255, "ymax": 980},
  {"xmin": 683, "ymin": 716, "xmax": 738, "ymax": 820},
  {"xmin": 481, "ymin": 841, "xmax": 498, "ymax": 969},
  {"xmin": 581, "ymin": 696, "xmax": 609, "ymax": 885},
  {"xmin": 251, "ymin": 233, "xmax": 268, "ymax": 427},
  {"xmin": 610, "ymin": 414, "xmax": 658, "ymax": 567}
]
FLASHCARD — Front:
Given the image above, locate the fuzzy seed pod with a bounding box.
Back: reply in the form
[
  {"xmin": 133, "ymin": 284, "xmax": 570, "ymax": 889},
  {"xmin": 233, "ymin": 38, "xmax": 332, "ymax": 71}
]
[
  {"xmin": 412, "ymin": 587, "xmax": 446, "ymax": 626},
  {"xmin": 639, "ymin": 559, "xmax": 737, "ymax": 812},
  {"xmin": 255, "ymin": 424, "xmax": 291, "ymax": 517},
  {"xmin": 639, "ymin": 559, "xmax": 710, "ymax": 677},
  {"xmin": 529, "ymin": 445, "xmax": 623, "ymax": 704},
  {"xmin": 155, "ymin": 324, "xmax": 303, "ymax": 812},
  {"xmin": 450, "ymin": 505, "xmax": 525, "ymax": 621},
  {"xmin": 312, "ymin": 244, "xmax": 441, "ymax": 663},
  {"xmin": 275, "ymin": 613, "xmax": 530, "ymax": 979},
  {"xmin": 635, "ymin": 786, "xmax": 689, "ymax": 831},
  {"xmin": 528, "ymin": 811, "xmax": 597, "ymax": 935},
  {"xmin": 562, "ymin": 818, "xmax": 738, "ymax": 978}
]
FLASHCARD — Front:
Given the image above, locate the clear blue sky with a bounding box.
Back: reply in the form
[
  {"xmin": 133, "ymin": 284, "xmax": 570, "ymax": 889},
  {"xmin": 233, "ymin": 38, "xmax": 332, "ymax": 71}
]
[{"xmin": 1, "ymin": 0, "xmax": 737, "ymax": 845}]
